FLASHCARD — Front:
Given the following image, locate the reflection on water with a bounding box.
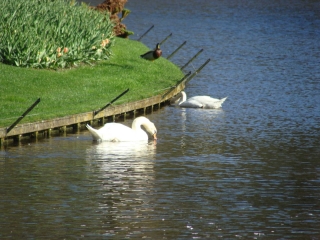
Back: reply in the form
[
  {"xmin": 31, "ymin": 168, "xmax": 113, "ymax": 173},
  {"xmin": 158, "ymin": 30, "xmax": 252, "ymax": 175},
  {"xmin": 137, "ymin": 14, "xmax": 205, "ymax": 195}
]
[
  {"xmin": 85, "ymin": 140, "xmax": 157, "ymax": 186},
  {"xmin": 84, "ymin": 141, "xmax": 158, "ymax": 239},
  {"xmin": 1, "ymin": 0, "xmax": 320, "ymax": 238},
  {"xmin": 158, "ymin": 106, "xmax": 227, "ymax": 157},
  {"xmin": 87, "ymin": 140, "xmax": 157, "ymax": 160}
]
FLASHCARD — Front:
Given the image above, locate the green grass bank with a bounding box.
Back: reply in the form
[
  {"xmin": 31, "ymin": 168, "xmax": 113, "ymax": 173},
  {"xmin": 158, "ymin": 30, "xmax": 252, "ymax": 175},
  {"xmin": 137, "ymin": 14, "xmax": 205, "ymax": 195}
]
[{"xmin": 0, "ymin": 37, "xmax": 184, "ymax": 127}]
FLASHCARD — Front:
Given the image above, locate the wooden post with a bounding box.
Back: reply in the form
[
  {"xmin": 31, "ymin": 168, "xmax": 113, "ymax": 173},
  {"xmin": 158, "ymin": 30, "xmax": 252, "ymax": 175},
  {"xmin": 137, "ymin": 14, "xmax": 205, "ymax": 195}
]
[
  {"xmin": 138, "ymin": 25, "xmax": 154, "ymax": 41},
  {"xmin": 185, "ymin": 58, "xmax": 211, "ymax": 84},
  {"xmin": 61, "ymin": 126, "xmax": 67, "ymax": 135},
  {"xmin": 167, "ymin": 41, "xmax": 187, "ymax": 60},
  {"xmin": 162, "ymin": 72, "xmax": 191, "ymax": 99},
  {"xmin": 94, "ymin": 88, "xmax": 129, "ymax": 117},
  {"xmin": 13, "ymin": 135, "xmax": 22, "ymax": 143},
  {"xmin": 6, "ymin": 98, "xmax": 41, "ymax": 135},
  {"xmin": 72, "ymin": 123, "xmax": 80, "ymax": 132},
  {"xmin": 180, "ymin": 49, "xmax": 203, "ymax": 70},
  {"xmin": 160, "ymin": 33, "xmax": 172, "ymax": 45}
]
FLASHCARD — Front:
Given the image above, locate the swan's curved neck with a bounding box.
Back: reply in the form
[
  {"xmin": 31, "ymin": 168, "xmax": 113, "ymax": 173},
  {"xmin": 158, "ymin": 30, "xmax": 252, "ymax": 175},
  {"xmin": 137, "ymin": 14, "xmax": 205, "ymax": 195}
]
[
  {"xmin": 178, "ymin": 91, "xmax": 187, "ymax": 105},
  {"xmin": 132, "ymin": 117, "xmax": 152, "ymax": 131},
  {"xmin": 131, "ymin": 118, "xmax": 144, "ymax": 131}
]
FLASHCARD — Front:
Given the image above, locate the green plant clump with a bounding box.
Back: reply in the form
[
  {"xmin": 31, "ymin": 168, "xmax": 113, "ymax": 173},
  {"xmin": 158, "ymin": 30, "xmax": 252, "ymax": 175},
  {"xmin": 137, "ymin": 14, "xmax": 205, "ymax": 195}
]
[{"xmin": 0, "ymin": 0, "xmax": 114, "ymax": 69}]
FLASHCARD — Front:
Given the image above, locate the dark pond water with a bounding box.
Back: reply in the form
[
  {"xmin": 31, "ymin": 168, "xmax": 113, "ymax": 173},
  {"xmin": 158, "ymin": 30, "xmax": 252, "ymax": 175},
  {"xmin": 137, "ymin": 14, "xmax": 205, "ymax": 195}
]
[{"xmin": 1, "ymin": 0, "xmax": 320, "ymax": 239}]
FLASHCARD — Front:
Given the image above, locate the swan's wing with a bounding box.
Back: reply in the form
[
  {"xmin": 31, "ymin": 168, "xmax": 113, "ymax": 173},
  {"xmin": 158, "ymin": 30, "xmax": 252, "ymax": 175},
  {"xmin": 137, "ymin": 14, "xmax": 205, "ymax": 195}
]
[
  {"xmin": 188, "ymin": 96, "xmax": 218, "ymax": 102},
  {"xmin": 194, "ymin": 96, "xmax": 227, "ymax": 108},
  {"xmin": 87, "ymin": 123, "xmax": 135, "ymax": 141},
  {"xmin": 102, "ymin": 123, "xmax": 137, "ymax": 141},
  {"xmin": 179, "ymin": 99, "xmax": 203, "ymax": 108}
]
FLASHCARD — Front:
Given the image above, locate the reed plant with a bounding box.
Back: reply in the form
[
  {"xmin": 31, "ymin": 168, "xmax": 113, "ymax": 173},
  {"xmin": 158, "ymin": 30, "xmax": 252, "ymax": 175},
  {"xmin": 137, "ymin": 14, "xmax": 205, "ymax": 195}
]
[{"xmin": 0, "ymin": 0, "xmax": 114, "ymax": 69}]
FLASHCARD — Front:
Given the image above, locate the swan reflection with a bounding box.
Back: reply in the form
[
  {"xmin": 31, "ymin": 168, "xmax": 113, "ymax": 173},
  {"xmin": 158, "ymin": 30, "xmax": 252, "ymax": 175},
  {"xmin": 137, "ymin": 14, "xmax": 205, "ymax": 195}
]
[
  {"xmin": 86, "ymin": 140, "xmax": 157, "ymax": 174},
  {"xmin": 85, "ymin": 140, "xmax": 157, "ymax": 220},
  {"xmin": 87, "ymin": 140, "xmax": 156, "ymax": 159}
]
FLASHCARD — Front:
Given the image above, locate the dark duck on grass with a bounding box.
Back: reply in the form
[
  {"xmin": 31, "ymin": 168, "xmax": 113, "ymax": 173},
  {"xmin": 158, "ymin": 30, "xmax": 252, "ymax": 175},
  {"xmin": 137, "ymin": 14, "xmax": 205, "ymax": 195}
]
[{"xmin": 140, "ymin": 43, "xmax": 162, "ymax": 61}]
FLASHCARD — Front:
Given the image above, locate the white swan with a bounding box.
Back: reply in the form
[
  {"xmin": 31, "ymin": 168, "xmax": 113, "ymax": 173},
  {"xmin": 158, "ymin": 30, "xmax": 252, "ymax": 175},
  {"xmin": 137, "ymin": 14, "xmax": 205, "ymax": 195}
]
[
  {"xmin": 86, "ymin": 116, "xmax": 157, "ymax": 142},
  {"xmin": 171, "ymin": 91, "xmax": 227, "ymax": 109}
]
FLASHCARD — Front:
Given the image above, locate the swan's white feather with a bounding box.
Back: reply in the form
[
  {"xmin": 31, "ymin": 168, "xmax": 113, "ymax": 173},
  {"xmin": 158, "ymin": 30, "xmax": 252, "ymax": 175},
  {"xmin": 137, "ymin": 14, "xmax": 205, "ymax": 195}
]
[
  {"xmin": 86, "ymin": 116, "xmax": 157, "ymax": 142},
  {"xmin": 172, "ymin": 91, "xmax": 227, "ymax": 109}
]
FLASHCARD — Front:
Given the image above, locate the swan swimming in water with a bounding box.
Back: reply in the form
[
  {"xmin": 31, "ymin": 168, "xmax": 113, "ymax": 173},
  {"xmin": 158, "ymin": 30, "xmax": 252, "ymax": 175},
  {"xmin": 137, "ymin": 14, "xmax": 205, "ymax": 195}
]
[
  {"xmin": 86, "ymin": 116, "xmax": 157, "ymax": 142},
  {"xmin": 171, "ymin": 91, "xmax": 227, "ymax": 109}
]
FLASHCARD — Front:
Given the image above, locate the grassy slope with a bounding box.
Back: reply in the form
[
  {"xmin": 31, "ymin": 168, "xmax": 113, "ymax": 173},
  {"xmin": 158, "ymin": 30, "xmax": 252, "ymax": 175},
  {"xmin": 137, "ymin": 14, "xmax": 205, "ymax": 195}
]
[{"xmin": 0, "ymin": 38, "xmax": 184, "ymax": 127}]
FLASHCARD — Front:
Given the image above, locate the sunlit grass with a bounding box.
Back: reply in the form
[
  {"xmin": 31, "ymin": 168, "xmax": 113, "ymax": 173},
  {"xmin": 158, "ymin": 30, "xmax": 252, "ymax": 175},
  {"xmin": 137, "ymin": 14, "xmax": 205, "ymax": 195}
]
[{"xmin": 0, "ymin": 38, "xmax": 184, "ymax": 127}]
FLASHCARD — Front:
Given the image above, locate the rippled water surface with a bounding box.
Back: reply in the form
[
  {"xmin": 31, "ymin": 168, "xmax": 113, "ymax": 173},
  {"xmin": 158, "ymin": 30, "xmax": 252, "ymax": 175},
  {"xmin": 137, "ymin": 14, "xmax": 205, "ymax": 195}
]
[{"xmin": 1, "ymin": 0, "xmax": 320, "ymax": 239}]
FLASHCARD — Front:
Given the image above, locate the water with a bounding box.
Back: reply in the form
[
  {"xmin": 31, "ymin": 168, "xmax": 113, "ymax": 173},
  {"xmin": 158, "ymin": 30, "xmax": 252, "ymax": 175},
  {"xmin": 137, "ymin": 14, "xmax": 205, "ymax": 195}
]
[{"xmin": 1, "ymin": 0, "xmax": 320, "ymax": 238}]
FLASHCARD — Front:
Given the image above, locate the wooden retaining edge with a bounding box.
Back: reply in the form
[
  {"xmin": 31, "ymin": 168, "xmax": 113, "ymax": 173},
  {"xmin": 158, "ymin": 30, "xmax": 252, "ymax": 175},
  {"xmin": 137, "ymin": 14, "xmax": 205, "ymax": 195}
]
[{"xmin": 0, "ymin": 80, "xmax": 185, "ymax": 143}]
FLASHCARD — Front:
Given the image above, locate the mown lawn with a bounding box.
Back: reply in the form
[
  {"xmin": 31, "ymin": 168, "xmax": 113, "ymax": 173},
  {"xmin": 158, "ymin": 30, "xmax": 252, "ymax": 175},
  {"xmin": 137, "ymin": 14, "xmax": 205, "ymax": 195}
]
[{"xmin": 0, "ymin": 37, "xmax": 184, "ymax": 127}]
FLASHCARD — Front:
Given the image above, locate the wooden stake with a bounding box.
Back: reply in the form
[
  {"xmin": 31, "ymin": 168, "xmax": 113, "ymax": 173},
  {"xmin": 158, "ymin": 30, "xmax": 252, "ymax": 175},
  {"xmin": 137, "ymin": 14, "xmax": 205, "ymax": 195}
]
[
  {"xmin": 6, "ymin": 98, "xmax": 40, "ymax": 135},
  {"xmin": 180, "ymin": 49, "xmax": 204, "ymax": 70},
  {"xmin": 138, "ymin": 25, "xmax": 154, "ymax": 41},
  {"xmin": 167, "ymin": 41, "xmax": 187, "ymax": 60},
  {"xmin": 94, "ymin": 88, "xmax": 129, "ymax": 117}
]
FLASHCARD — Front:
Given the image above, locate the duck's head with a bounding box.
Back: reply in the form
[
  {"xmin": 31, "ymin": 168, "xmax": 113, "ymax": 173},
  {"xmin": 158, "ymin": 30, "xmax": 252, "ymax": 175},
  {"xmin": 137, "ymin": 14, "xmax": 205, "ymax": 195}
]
[{"xmin": 154, "ymin": 43, "xmax": 162, "ymax": 59}]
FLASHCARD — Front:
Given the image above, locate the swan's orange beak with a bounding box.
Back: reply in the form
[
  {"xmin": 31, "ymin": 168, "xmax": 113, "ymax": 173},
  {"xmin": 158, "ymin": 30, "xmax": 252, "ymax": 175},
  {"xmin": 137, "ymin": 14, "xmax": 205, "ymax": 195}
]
[{"xmin": 153, "ymin": 133, "xmax": 157, "ymax": 140}]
